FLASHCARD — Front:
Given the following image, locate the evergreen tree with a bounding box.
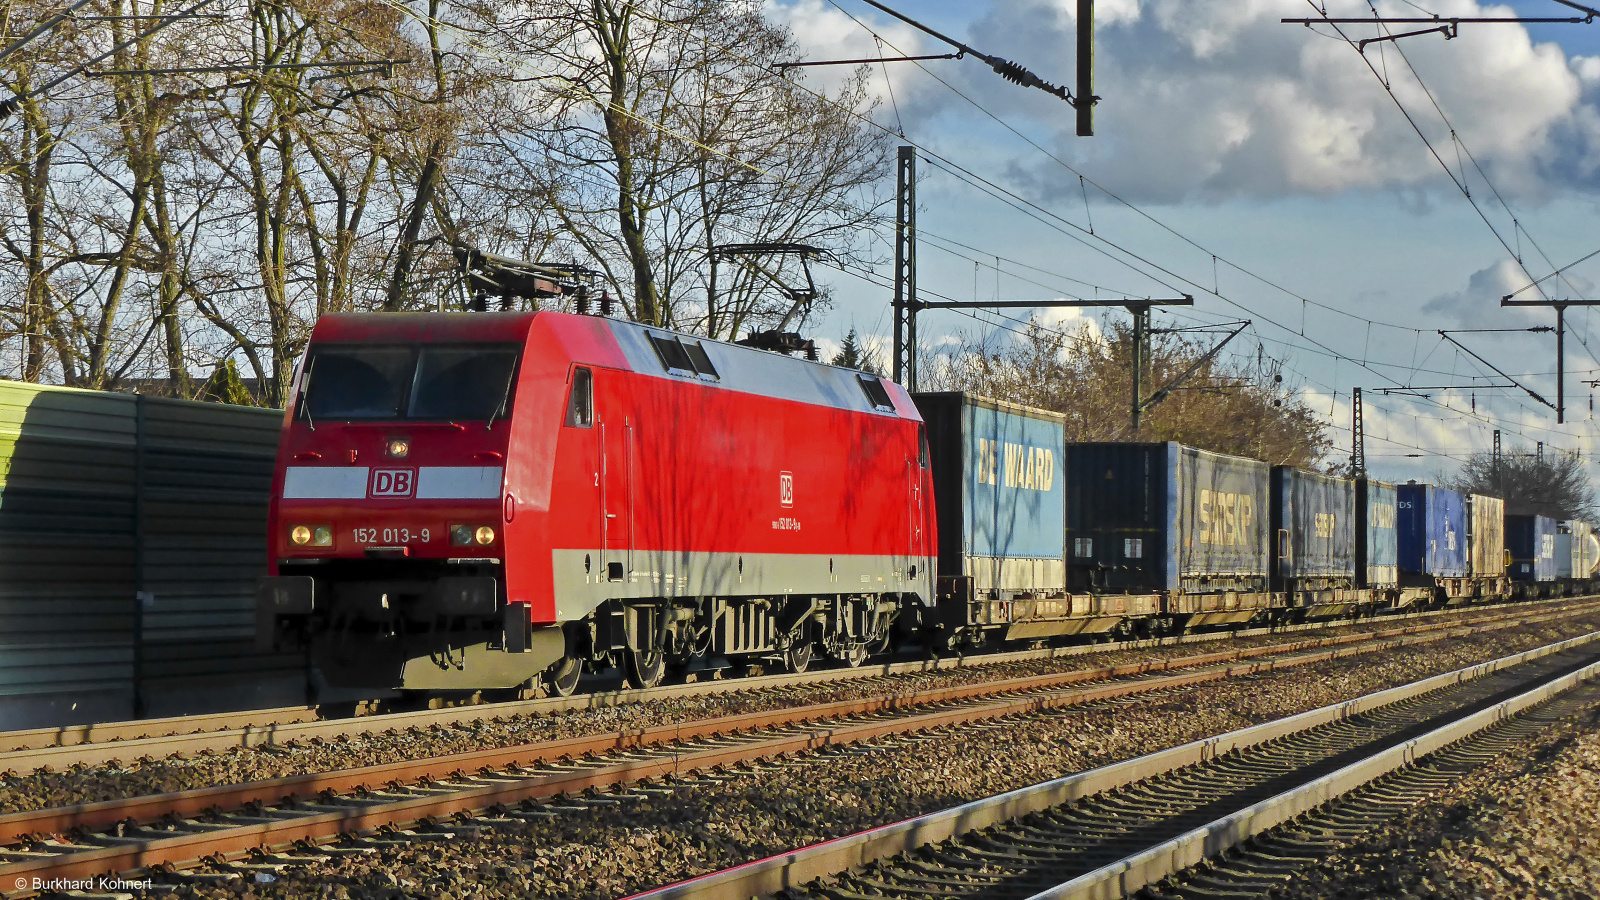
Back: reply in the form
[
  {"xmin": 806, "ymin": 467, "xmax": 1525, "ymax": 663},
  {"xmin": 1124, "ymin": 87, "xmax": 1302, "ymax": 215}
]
[{"xmin": 831, "ymin": 329, "xmax": 882, "ymax": 374}]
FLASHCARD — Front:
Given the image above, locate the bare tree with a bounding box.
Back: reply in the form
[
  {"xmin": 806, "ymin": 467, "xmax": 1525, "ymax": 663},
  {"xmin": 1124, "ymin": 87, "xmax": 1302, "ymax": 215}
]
[
  {"xmin": 1445, "ymin": 449, "xmax": 1596, "ymax": 520},
  {"xmin": 482, "ymin": 0, "xmax": 888, "ymax": 333},
  {"xmin": 923, "ymin": 317, "xmax": 1332, "ymax": 467}
]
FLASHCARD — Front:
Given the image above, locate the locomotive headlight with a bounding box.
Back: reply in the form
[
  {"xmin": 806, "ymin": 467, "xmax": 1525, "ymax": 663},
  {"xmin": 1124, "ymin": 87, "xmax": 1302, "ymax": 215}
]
[
  {"xmin": 312, "ymin": 526, "xmax": 333, "ymax": 547},
  {"xmin": 385, "ymin": 437, "xmax": 410, "ymax": 459},
  {"xmin": 475, "ymin": 526, "xmax": 497, "ymax": 545},
  {"xmin": 290, "ymin": 525, "xmax": 312, "ymax": 545},
  {"xmin": 451, "ymin": 524, "xmax": 475, "ymax": 546}
]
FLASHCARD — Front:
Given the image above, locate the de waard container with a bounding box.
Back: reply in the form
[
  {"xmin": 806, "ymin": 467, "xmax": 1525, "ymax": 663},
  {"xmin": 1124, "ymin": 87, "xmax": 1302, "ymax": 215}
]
[
  {"xmin": 1355, "ymin": 478, "xmax": 1399, "ymax": 589},
  {"xmin": 1395, "ymin": 484, "xmax": 1468, "ymax": 579},
  {"xmin": 1270, "ymin": 467, "xmax": 1357, "ymax": 591},
  {"xmin": 914, "ymin": 393, "xmax": 1066, "ymax": 598},
  {"xmin": 1506, "ymin": 514, "xmax": 1558, "ymax": 583},
  {"xmin": 1065, "ymin": 442, "xmax": 1269, "ymax": 594}
]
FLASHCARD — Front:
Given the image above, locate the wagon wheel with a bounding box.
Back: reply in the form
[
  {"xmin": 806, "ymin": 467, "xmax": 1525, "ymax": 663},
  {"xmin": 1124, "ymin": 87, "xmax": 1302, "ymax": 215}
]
[
  {"xmin": 841, "ymin": 642, "xmax": 869, "ymax": 668},
  {"xmin": 624, "ymin": 648, "xmax": 666, "ymax": 690},
  {"xmin": 784, "ymin": 641, "xmax": 813, "ymax": 674},
  {"xmin": 543, "ymin": 655, "xmax": 583, "ymax": 698}
]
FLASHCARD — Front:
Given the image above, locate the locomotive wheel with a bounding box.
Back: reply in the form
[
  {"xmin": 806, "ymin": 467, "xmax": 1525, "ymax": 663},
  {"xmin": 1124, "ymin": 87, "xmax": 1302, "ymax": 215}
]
[
  {"xmin": 784, "ymin": 641, "xmax": 813, "ymax": 673},
  {"xmin": 624, "ymin": 649, "xmax": 666, "ymax": 689},
  {"xmin": 544, "ymin": 656, "xmax": 583, "ymax": 698}
]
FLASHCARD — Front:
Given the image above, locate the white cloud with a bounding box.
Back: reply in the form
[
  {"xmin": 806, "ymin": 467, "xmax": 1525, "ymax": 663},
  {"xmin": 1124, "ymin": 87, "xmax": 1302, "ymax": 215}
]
[
  {"xmin": 763, "ymin": 0, "xmax": 932, "ymax": 112},
  {"xmin": 1422, "ymin": 259, "xmax": 1595, "ymax": 327},
  {"xmin": 949, "ymin": 0, "xmax": 1595, "ymax": 203},
  {"xmin": 1034, "ymin": 304, "xmax": 1106, "ymax": 347},
  {"xmin": 1576, "ymin": 55, "xmax": 1600, "ymax": 87}
]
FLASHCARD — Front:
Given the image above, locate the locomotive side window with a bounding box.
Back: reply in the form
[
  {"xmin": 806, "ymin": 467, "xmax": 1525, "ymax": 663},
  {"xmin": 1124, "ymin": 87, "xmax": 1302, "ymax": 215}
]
[
  {"xmin": 565, "ymin": 367, "xmax": 594, "ymax": 427},
  {"xmin": 409, "ymin": 347, "xmax": 519, "ymax": 420},
  {"xmin": 918, "ymin": 424, "xmax": 930, "ymax": 468},
  {"xmin": 857, "ymin": 374, "xmax": 895, "ymax": 412},
  {"xmin": 302, "ymin": 347, "xmax": 412, "ymax": 419}
]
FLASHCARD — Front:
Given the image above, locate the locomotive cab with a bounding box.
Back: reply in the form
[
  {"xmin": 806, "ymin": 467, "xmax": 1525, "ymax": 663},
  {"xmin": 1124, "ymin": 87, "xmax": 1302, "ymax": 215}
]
[{"xmin": 259, "ymin": 313, "xmax": 565, "ymax": 693}]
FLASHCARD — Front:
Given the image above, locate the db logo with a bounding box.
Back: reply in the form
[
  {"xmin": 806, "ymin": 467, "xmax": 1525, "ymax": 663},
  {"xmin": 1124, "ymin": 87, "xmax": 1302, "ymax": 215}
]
[
  {"xmin": 779, "ymin": 471, "xmax": 794, "ymax": 508},
  {"xmin": 370, "ymin": 468, "xmax": 415, "ymax": 498}
]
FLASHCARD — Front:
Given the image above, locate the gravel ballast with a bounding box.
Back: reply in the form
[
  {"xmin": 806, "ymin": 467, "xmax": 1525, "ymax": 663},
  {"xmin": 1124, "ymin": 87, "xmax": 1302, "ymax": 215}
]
[
  {"xmin": 1269, "ymin": 694, "xmax": 1600, "ymax": 899},
  {"xmin": 0, "ymin": 610, "xmax": 1573, "ymax": 816},
  {"xmin": 117, "ymin": 617, "xmax": 1600, "ymax": 900}
]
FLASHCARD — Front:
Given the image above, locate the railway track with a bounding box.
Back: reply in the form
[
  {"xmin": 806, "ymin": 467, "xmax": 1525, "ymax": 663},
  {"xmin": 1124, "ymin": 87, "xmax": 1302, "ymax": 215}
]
[
  {"xmin": 624, "ymin": 635, "xmax": 1600, "ymax": 900},
  {"xmin": 4, "ymin": 596, "xmax": 1595, "ymax": 772},
  {"xmin": 0, "ymin": 607, "xmax": 1593, "ymax": 897}
]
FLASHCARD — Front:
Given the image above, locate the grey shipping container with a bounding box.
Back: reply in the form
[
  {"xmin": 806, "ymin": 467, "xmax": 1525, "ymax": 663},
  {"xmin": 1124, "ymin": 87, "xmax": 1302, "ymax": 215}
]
[
  {"xmin": 1356, "ymin": 479, "xmax": 1398, "ymax": 589},
  {"xmin": 1469, "ymin": 494, "xmax": 1507, "ymax": 577},
  {"xmin": 913, "ymin": 393, "xmax": 1066, "ymax": 597},
  {"xmin": 1066, "ymin": 442, "xmax": 1270, "ymax": 594},
  {"xmin": 1568, "ymin": 521, "xmax": 1600, "ymax": 579},
  {"xmin": 0, "ymin": 381, "xmax": 300, "ymax": 730},
  {"xmin": 1270, "ymin": 467, "xmax": 1357, "ymax": 590}
]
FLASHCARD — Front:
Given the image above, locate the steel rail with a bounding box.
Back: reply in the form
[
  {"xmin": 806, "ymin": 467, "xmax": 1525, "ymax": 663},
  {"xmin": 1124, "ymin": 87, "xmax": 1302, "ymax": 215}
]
[
  {"xmin": 0, "ymin": 598, "xmax": 1528, "ymax": 753},
  {"xmin": 620, "ymin": 632, "xmax": 1600, "ymax": 900},
  {"xmin": 6, "ymin": 596, "xmax": 1592, "ymax": 768},
  {"xmin": 0, "ymin": 611, "xmax": 1584, "ymax": 894}
]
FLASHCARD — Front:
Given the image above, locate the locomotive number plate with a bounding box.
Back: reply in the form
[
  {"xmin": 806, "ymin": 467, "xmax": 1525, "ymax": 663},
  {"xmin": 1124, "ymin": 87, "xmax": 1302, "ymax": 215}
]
[{"xmin": 352, "ymin": 526, "xmax": 431, "ymax": 544}]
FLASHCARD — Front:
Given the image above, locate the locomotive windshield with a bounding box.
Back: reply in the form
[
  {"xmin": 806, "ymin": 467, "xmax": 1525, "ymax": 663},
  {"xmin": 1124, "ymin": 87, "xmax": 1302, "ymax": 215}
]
[{"xmin": 300, "ymin": 344, "xmax": 519, "ymax": 421}]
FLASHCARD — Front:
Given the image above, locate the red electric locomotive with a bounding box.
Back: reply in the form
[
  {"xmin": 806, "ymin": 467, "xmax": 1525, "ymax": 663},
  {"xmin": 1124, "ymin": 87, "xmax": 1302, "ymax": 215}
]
[{"xmin": 258, "ymin": 311, "xmax": 937, "ymax": 696}]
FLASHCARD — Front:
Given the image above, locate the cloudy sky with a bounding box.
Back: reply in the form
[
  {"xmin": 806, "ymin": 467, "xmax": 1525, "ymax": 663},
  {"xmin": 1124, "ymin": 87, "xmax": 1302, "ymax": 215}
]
[{"xmin": 764, "ymin": 0, "xmax": 1600, "ymax": 485}]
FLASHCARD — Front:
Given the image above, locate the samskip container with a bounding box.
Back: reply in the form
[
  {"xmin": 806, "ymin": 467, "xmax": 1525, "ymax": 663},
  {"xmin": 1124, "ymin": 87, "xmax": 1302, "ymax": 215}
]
[
  {"xmin": 1065, "ymin": 442, "xmax": 1269, "ymax": 594},
  {"xmin": 1270, "ymin": 467, "xmax": 1356, "ymax": 588}
]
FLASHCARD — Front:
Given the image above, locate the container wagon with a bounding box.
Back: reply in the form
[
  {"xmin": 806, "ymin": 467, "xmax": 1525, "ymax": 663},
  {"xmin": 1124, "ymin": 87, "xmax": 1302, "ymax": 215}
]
[
  {"xmin": 1559, "ymin": 520, "xmax": 1600, "ymax": 594},
  {"xmin": 914, "ymin": 392, "xmax": 1079, "ymax": 645},
  {"xmin": 1396, "ymin": 483, "xmax": 1470, "ymax": 600},
  {"xmin": 1270, "ymin": 466, "xmax": 1358, "ymax": 617},
  {"xmin": 1507, "ymin": 514, "xmax": 1559, "ymax": 597},
  {"xmin": 1468, "ymin": 494, "xmax": 1509, "ymax": 601},
  {"xmin": 1065, "ymin": 442, "xmax": 1274, "ymax": 629}
]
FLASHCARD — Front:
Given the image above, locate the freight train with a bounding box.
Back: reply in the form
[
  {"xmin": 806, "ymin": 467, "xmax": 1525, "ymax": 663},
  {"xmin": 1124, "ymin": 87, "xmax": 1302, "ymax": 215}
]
[{"xmin": 256, "ymin": 312, "xmax": 1600, "ymax": 698}]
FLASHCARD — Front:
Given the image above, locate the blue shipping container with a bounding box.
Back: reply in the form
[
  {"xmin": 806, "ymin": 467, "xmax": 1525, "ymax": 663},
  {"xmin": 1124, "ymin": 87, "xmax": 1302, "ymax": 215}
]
[
  {"xmin": 914, "ymin": 393, "xmax": 1066, "ymax": 594},
  {"xmin": 1270, "ymin": 467, "xmax": 1357, "ymax": 587},
  {"xmin": 1066, "ymin": 442, "xmax": 1269, "ymax": 594},
  {"xmin": 1356, "ymin": 479, "xmax": 1399, "ymax": 588},
  {"xmin": 1506, "ymin": 514, "xmax": 1558, "ymax": 583},
  {"xmin": 1395, "ymin": 484, "xmax": 1468, "ymax": 578}
]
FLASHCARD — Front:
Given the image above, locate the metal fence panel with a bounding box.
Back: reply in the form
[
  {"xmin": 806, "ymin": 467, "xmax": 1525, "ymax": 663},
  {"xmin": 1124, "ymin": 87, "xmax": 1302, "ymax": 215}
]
[{"xmin": 0, "ymin": 382, "xmax": 300, "ymax": 730}]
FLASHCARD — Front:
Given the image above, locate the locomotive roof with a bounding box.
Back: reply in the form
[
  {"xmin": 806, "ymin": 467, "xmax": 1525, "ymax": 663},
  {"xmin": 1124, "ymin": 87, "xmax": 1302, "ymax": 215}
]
[
  {"xmin": 602, "ymin": 318, "xmax": 922, "ymax": 421},
  {"xmin": 311, "ymin": 312, "xmax": 538, "ymax": 343},
  {"xmin": 304, "ymin": 311, "xmax": 920, "ymax": 421}
]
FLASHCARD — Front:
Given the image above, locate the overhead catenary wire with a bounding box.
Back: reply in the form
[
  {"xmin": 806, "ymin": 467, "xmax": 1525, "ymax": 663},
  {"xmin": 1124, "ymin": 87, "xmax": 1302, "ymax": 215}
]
[{"xmin": 179, "ymin": 0, "xmax": 1600, "ymax": 465}]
